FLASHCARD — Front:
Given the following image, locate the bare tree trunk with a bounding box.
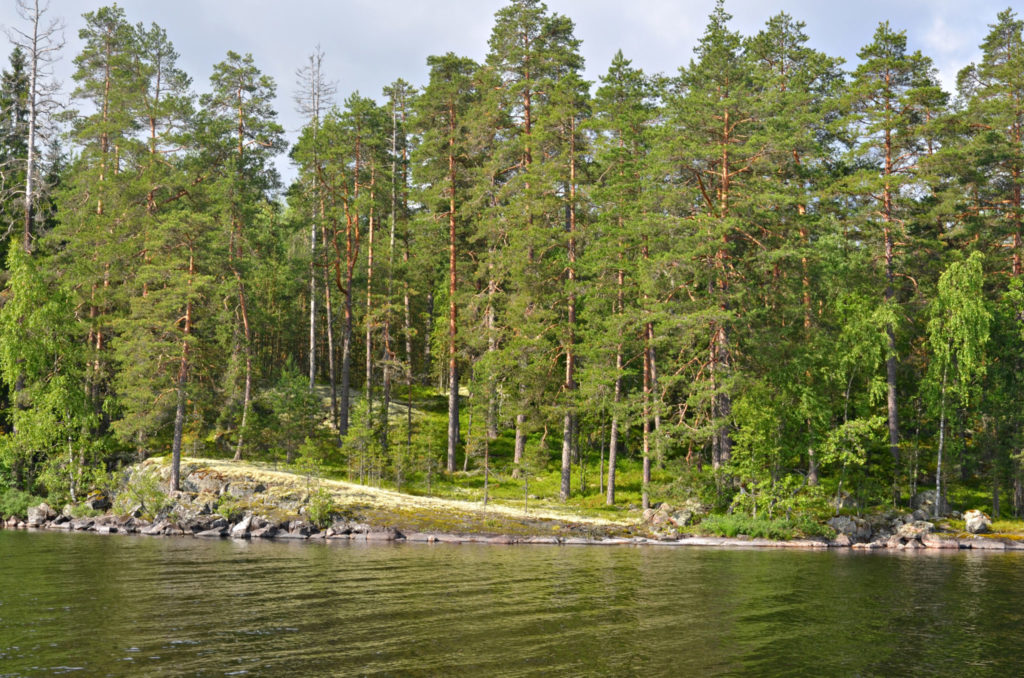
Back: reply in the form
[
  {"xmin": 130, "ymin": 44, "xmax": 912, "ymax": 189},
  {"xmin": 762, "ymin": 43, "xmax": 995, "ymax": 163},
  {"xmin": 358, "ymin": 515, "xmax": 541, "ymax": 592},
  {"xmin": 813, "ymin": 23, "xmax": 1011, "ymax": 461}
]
[
  {"xmin": 321, "ymin": 219, "xmax": 338, "ymax": 430},
  {"xmin": 309, "ymin": 205, "xmax": 317, "ymax": 388},
  {"xmin": 366, "ymin": 189, "xmax": 376, "ymax": 431},
  {"xmin": 446, "ymin": 111, "xmax": 459, "ymax": 473},
  {"xmin": 171, "ymin": 252, "xmax": 195, "ymax": 491}
]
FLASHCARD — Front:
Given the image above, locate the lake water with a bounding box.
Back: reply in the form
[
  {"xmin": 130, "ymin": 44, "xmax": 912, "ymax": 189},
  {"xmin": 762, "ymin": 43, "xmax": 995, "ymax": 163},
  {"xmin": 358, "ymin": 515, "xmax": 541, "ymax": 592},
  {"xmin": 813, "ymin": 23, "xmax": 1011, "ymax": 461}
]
[{"xmin": 1, "ymin": 530, "xmax": 1022, "ymax": 676}]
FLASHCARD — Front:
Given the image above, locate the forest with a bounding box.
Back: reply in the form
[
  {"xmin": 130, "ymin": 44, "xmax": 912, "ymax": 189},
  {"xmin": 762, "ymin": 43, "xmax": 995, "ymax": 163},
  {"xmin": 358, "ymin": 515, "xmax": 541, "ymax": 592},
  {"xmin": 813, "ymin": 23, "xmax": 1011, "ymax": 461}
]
[{"xmin": 1, "ymin": 0, "xmax": 1023, "ymax": 525}]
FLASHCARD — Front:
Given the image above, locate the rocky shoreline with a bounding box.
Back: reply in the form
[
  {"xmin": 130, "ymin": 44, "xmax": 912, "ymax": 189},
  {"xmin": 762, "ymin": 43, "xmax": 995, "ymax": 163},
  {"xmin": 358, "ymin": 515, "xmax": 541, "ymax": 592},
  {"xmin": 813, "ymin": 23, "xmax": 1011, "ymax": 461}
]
[
  {"xmin": 3, "ymin": 501, "xmax": 1021, "ymax": 551},
  {"xmin": 1, "ymin": 460, "xmax": 1018, "ymax": 551}
]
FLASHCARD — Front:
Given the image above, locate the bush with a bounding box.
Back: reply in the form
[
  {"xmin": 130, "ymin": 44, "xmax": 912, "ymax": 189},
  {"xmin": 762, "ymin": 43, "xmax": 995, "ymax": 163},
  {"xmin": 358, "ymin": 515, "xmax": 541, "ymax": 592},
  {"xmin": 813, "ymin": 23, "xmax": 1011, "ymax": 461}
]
[
  {"xmin": 307, "ymin": 487, "xmax": 336, "ymax": 529},
  {"xmin": 115, "ymin": 468, "xmax": 172, "ymax": 521},
  {"xmin": 699, "ymin": 513, "xmax": 835, "ymax": 540},
  {"xmin": 216, "ymin": 493, "xmax": 244, "ymax": 522},
  {"xmin": 0, "ymin": 488, "xmax": 46, "ymax": 519}
]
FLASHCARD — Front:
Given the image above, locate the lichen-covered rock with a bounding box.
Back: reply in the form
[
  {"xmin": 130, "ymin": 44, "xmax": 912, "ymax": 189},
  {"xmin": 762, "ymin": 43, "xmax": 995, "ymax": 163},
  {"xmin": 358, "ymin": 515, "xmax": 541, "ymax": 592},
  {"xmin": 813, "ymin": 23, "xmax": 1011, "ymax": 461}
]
[
  {"xmin": 182, "ymin": 469, "xmax": 227, "ymax": 495},
  {"xmin": 223, "ymin": 481, "xmax": 267, "ymax": 499},
  {"xmin": 84, "ymin": 490, "xmax": 110, "ymax": 511},
  {"xmin": 897, "ymin": 521, "xmax": 935, "ymax": 540},
  {"xmin": 964, "ymin": 509, "xmax": 991, "ymax": 534}
]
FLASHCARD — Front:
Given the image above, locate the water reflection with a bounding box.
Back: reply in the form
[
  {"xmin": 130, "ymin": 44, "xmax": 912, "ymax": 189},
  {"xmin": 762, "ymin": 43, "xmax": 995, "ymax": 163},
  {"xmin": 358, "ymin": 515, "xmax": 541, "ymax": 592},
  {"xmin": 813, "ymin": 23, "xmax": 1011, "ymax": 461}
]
[{"xmin": 2, "ymin": 531, "xmax": 1023, "ymax": 676}]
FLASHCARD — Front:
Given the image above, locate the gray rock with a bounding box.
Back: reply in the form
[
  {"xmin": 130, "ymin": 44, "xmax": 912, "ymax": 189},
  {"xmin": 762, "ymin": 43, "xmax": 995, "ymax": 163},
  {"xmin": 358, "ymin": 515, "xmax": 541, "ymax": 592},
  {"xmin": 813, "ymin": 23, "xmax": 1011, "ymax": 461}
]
[
  {"xmin": 195, "ymin": 527, "xmax": 227, "ymax": 538},
  {"xmin": 830, "ymin": 533, "xmax": 853, "ymax": 547},
  {"xmin": 964, "ymin": 509, "xmax": 992, "ymax": 534},
  {"xmin": 229, "ymin": 514, "xmax": 252, "ymax": 539},
  {"xmin": 250, "ymin": 526, "xmax": 278, "ymax": 539},
  {"xmin": 922, "ymin": 533, "xmax": 960, "ymax": 549},
  {"xmin": 83, "ymin": 491, "xmax": 110, "ymax": 511},
  {"xmin": 671, "ymin": 510, "xmax": 695, "ymax": 527},
  {"xmin": 827, "ymin": 515, "xmax": 873, "ymax": 542},
  {"xmin": 911, "ymin": 490, "xmax": 949, "ymax": 517},
  {"xmin": 27, "ymin": 503, "xmax": 57, "ymax": 527},
  {"xmin": 967, "ymin": 537, "xmax": 1005, "ymax": 550},
  {"xmin": 911, "ymin": 509, "xmax": 928, "ymax": 522},
  {"xmin": 182, "ymin": 469, "xmax": 228, "ymax": 495},
  {"xmin": 897, "ymin": 521, "xmax": 935, "ymax": 540},
  {"xmin": 141, "ymin": 520, "xmax": 168, "ymax": 535},
  {"xmin": 365, "ymin": 528, "xmax": 402, "ymax": 541},
  {"xmin": 94, "ymin": 525, "xmax": 118, "ymax": 534},
  {"xmin": 223, "ymin": 481, "xmax": 267, "ymax": 499},
  {"xmin": 71, "ymin": 518, "xmax": 96, "ymax": 531},
  {"xmin": 851, "ymin": 540, "xmax": 886, "ymax": 550}
]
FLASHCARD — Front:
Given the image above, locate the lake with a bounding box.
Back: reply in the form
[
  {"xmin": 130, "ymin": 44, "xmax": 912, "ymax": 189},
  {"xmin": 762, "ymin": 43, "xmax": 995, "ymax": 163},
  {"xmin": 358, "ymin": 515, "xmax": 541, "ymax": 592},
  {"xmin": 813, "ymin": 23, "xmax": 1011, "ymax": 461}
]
[{"xmin": 1, "ymin": 530, "xmax": 1022, "ymax": 676}]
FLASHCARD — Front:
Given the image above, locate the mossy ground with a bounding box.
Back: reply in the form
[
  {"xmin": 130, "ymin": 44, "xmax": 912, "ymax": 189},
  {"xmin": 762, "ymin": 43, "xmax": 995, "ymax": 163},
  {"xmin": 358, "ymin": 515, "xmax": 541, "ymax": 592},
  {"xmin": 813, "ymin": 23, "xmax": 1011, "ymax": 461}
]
[{"xmin": 142, "ymin": 455, "xmax": 638, "ymax": 538}]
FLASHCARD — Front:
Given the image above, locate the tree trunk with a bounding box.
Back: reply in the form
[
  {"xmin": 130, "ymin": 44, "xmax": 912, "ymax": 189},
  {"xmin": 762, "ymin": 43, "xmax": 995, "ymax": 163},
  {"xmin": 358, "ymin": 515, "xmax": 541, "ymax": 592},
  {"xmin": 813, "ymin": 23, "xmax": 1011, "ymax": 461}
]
[
  {"xmin": 935, "ymin": 368, "xmax": 947, "ymax": 520},
  {"xmin": 309, "ymin": 205, "xmax": 317, "ymax": 389},
  {"xmin": 321, "ymin": 218, "xmax": 338, "ymax": 430},
  {"xmin": 446, "ymin": 110, "xmax": 459, "ymax": 473}
]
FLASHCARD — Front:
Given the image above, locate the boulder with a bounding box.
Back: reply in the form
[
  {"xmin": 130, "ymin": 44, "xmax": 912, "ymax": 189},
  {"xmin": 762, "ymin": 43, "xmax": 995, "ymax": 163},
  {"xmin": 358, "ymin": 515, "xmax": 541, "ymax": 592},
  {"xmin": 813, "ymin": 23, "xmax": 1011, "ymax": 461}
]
[
  {"xmin": 250, "ymin": 525, "xmax": 278, "ymax": 539},
  {"xmin": 827, "ymin": 515, "xmax": 873, "ymax": 542},
  {"xmin": 83, "ymin": 490, "xmax": 110, "ymax": 511},
  {"xmin": 921, "ymin": 533, "xmax": 960, "ymax": 549},
  {"xmin": 911, "ymin": 490, "xmax": 949, "ymax": 517},
  {"xmin": 141, "ymin": 520, "xmax": 170, "ymax": 536},
  {"xmin": 852, "ymin": 540, "xmax": 886, "ymax": 550},
  {"xmin": 27, "ymin": 503, "xmax": 57, "ymax": 527},
  {"xmin": 897, "ymin": 521, "xmax": 935, "ymax": 540},
  {"xmin": 911, "ymin": 509, "xmax": 928, "ymax": 522},
  {"xmin": 229, "ymin": 514, "xmax": 253, "ymax": 539},
  {"xmin": 830, "ymin": 533, "xmax": 853, "ymax": 547},
  {"xmin": 964, "ymin": 509, "xmax": 992, "ymax": 535},
  {"xmin": 365, "ymin": 528, "xmax": 403, "ymax": 541}
]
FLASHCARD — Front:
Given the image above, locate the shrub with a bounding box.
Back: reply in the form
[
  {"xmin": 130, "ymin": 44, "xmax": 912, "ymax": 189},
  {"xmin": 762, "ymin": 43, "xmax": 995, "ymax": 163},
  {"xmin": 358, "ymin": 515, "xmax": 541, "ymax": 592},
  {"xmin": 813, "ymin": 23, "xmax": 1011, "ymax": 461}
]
[
  {"xmin": 307, "ymin": 487, "xmax": 336, "ymax": 529},
  {"xmin": 0, "ymin": 488, "xmax": 46, "ymax": 519},
  {"xmin": 698, "ymin": 513, "xmax": 835, "ymax": 540},
  {"xmin": 216, "ymin": 493, "xmax": 244, "ymax": 522},
  {"xmin": 115, "ymin": 468, "xmax": 172, "ymax": 521}
]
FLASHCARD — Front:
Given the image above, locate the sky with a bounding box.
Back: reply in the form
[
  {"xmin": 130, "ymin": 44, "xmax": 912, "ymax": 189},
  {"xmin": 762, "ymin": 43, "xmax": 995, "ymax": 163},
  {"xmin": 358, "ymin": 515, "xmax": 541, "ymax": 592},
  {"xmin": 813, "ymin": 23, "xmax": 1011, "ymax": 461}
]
[{"xmin": 0, "ymin": 0, "xmax": 1014, "ymax": 182}]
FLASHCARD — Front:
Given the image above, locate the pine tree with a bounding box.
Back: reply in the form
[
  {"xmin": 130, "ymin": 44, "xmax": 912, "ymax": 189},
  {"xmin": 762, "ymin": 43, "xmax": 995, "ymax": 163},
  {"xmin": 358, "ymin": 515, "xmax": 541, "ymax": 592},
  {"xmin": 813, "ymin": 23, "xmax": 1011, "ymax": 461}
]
[
  {"xmin": 585, "ymin": 50, "xmax": 658, "ymax": 505},
  {"xmin": 838, "ymin": 21, "xmax": 945, "ymax": 504},
  {"xmin": 199, "ymin": 50, "xmax": 285, "ymax": 460},
  {"xmin": 413, "ymin": 53, "xmax": 479, "ymax": 473}
]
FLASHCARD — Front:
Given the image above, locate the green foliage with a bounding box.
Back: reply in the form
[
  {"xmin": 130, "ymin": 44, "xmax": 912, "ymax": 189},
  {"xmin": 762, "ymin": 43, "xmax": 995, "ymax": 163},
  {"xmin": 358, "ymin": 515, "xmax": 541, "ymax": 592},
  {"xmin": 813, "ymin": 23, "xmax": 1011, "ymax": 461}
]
[
  {"xmin": 0, "ymin": 488, "xmax": 45, "ymax": 519},
  {"xmin": 215, "ymin": 493, "xmax": 243, "ymax": 523},
  {"xmin": 307, "ymin": 487, "xmax": 336, "ymax": 529},
  {"xmin": 699, "ymin": 514, "xmax": 835, "ymax": 540},
  {"xmin": 116, "ymin": 468, "xmax": 172, "ymax": 521}
]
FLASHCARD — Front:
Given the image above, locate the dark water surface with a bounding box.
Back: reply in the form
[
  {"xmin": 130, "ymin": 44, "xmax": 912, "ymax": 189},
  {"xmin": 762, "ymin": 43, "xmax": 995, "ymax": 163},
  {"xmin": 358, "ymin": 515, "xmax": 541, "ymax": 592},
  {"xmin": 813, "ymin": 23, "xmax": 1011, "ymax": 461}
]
[{"xmin": 1, "ymin": 530, "xmax": 1022, "ymax": 676}]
